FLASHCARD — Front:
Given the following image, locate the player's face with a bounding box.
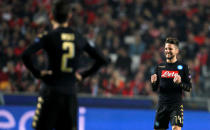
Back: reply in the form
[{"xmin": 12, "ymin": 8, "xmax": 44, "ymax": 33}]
[{"xmin": 164, "ymin": 43, "xmax": 179, "ymax": 60}]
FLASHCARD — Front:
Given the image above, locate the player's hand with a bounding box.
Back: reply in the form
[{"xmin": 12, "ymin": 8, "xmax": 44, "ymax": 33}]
[
  {"xmin": 151, "ymin": 74, "xmax": 157, "ymax": 83},
  {"xmin": 40, "ymin": 70, "xmax": 53, "ymax": 77},
  {"xmin": 173, "ymin": 74, "xmax": 181, "ymax": 84},
  {"xmin": 75, "ymin": 72, "xmax": 82, "ymax": 82}
]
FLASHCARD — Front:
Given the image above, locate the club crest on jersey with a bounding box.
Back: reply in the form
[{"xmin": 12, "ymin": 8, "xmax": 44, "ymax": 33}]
[
  {"xmin": 177, "ymin": 65, "xmax": 183, "ymax": 70},
  {"xmin": 161, "ymin": 70, "xmax": 179, "ymax": 78}
]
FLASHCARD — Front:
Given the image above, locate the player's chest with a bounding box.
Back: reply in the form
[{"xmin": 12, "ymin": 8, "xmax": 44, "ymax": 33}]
[{"xmin": 158, "ymin": 64, "xmax": 184, "ymax": 79}]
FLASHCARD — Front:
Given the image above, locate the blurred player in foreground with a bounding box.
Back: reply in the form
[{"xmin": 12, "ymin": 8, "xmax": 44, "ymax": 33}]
[
  {"xmin": 151, "ymin": 37, "xmax": 192, "ymax": 130},
  {"xmin": 22, "ymin": 0, "xmax": 109, "ymax": 129}
]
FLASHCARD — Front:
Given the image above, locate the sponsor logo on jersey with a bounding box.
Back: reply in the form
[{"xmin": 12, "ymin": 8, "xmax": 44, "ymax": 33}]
[{"xmin": 161, "ymin": 70, "xmax": 179, "ymax": 78}]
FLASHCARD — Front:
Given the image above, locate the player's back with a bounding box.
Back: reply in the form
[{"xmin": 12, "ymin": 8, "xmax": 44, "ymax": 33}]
[{"xmin": 41, "ymin": 27, "xmax": 85, "ymax": 93}]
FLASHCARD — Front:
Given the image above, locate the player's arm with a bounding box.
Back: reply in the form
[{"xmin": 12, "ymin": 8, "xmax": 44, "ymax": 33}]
[
  {"xmin": 151, "ymin": 66, "xmax": 159, "ymax": 91},
  {"xmin": 179, "ymin": 65, "xmax": 192, "ymax": 92},
  {"xmin": 80, "ymin": 41, "xmax": 109, "ymax": 79},
  {"xmin": 22, "ymin": 38, "xmax": 44, "ymax": 78}
]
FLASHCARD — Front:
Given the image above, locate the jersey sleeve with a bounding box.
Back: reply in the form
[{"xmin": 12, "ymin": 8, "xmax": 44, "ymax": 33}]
[
  {"xmin": 79, "ymin": 36, "xmax": 109, "ymax": 79},
  {"xmin": 152, "ymin": 65, "xmax": 160, "ymax": 91},
  {"xmin": 179, "ymin": 64, "xmax": 192, "ymax": 92},
  {"xmin": 22, "ymin": 35, "xmax": 47, "ymax": 78}
]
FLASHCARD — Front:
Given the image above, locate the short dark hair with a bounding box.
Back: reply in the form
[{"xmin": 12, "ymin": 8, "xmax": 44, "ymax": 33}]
[
  {"xmin": 165, "ymin": 37, "xmax": 179, "ymax": 47},
  {"xmin": 52, "ymin": 0, "xmax": 70, "ymax": 23}
]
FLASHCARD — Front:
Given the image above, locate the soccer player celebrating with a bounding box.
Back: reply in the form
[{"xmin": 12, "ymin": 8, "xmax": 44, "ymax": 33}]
[
  {"xmin": 22, "ymin": 0, "xmax": 109, "ymax": 130},
  {"xmin": 151, "ymin": 37, "xmax": 192, "ymax": 130}
]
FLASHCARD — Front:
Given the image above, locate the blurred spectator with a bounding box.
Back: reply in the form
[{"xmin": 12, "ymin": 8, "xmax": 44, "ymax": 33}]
[
  {"xmin": 122, "ymin": 80, "xmax": 134, "ymax": 97},
  {"xmin": 5, "ymin": 47, "xmax": 17, "ymax": 64},
  {"xmin": 14, "ymin": 39, "xmax": 26, "ymax": 57},
  {"xmin": 130, "ymin": 71, "xmax": 146, "ymax": 95},
  {"xmin": 109, "ymin": 36, "xmax": 121, "ymax": 54},
  {"xmin": 184, "ymin": 33, "xmax": 199, "ymax": 60},
  {"xmin": 115, "ymin": 47, "xmax": 132, "ymax": 77},
  {"xmin": 0, "ymin": 68, "xmax": 11, "ymax": 92},
  {"xmin": 90, "ymin": 76, "xmax": 100, "ymax": 96},
  {"xmin": 129, "ymin": 34, "xmax": 146, "ymax": 56},
  {"xmin": 102, "ymin": 70, "xmax": 125, "ymax": 96}
]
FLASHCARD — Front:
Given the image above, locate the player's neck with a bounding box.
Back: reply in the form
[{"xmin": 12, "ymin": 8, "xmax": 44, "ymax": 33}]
[
  {"xmin": 52, "ymin": 20, "xmax": 68, "ymax": 29},
  {"xmin": 166, "ymin": 57, "xmax": 177, "ymax": 63}
]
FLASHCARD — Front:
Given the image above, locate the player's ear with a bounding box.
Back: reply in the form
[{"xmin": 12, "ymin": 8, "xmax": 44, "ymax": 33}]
[
  {"xmin": 49, "ymin": 12, "xmax": 56, "ymax": 26},
  {"xmin": 176, "ymin": 47, "xmax": 179, "ymax": 54},
  {"xmin": 68, "ymin": 13, "xmax": 72, "ymax": 19},
  {"xmin": 49, "ymin": 12, "xmax": 54, "ymax": 21}
]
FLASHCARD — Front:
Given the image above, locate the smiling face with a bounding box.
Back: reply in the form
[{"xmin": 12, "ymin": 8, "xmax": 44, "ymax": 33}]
[{"xmin": 164, "ymin": 43, "xmax": 179, "ymax": 61}]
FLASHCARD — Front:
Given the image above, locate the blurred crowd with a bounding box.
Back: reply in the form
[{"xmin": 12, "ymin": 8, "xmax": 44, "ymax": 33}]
[{"xmin": 0, "ymin": 0, "xmax": 210, "ymax": 99}]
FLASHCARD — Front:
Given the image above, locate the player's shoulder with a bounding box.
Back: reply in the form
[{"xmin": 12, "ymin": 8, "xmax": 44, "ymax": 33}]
[
  {"xmin": 37, "ymin": 31, "xmax": 49, "ymax": 38},
  {"xmin": 176, "ymin": 61, "xmax": 188, "ymax": 67},
  {"xmin": 156, "ymin": 62, "xmax": 166, "ymax": 68},
  {"xmin": 34, "ymin": 31, "xmax": 49, "ymax": 44},
  {"xmin": 72, "ymin": 29, "xmax": 84, "ymax": 38}
]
